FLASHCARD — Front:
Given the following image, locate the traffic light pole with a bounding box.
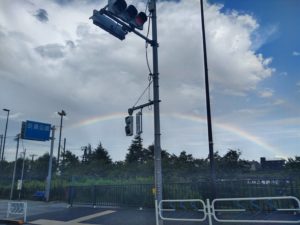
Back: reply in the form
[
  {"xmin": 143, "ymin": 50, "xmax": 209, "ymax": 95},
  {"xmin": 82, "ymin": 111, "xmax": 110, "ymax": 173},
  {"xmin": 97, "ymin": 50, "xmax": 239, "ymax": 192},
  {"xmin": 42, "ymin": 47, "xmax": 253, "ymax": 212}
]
[
  {"xmin": 149, "ymin": 1, "xmax": 163, "ymax": 225},
  {"xmin": 92, "ymin": 1, "xmax": 163, "ymax": 223}
]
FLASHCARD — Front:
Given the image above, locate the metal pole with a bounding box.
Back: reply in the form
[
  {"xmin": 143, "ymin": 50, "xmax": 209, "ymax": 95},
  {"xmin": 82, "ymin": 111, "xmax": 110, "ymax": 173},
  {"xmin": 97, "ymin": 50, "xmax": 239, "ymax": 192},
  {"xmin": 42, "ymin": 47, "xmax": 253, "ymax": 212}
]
[
  {"xmin": 1, "ymin": 109, "xmax": 10, "ymax": 161},
  {"xmin": 63, "ymin": 138, "xmax": 66, "ymax": 161},
  {"xmin": 57, "ymin": 111, "xmax": 64, "ymax": 166},
  {"xmin": 149, "ymin": 1, "xmax": 163, "ymax": 224},
  {"xmin": 10, "ymin": 134, "xmax": 20, "ymax": 200},
  {"xmin": 61, "ymin": 138, "xmax": 66, "ymax": 174},
  {"xmin": 19, "ymin": 148, "xmax": 26, "ymax": 199},
  {"xmin": 45, "ymin": 126, "xmax": 55, "ymax": 202},
  {"xmin": 0, "ymin": 135, "xmax": 3, "ymax": 162},
  {"xmin": 200, "ymin": 0, "xmax": 216, "ymax": 199}
]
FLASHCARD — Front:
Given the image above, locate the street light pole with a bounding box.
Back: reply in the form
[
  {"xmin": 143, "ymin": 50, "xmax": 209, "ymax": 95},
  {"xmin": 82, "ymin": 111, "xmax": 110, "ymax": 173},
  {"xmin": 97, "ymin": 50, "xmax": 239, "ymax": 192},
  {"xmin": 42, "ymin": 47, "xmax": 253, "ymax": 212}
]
[
  {"xmin": 57, "ymin": 110, "xmax": 66, "ymax": 168},
  {"xmin": 1, "ymin": 108, "xmax": 10, "ymax": 161},
  {"xmin": 200, "ymin": 0, "xmax": 216, "ymax": 199}
]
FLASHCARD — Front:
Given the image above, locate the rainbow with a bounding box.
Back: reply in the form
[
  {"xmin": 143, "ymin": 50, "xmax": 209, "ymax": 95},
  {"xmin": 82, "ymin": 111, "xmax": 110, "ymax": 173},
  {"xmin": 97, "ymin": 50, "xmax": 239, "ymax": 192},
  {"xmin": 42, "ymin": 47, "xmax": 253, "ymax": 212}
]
[
  {"xmin": 69, "ymin": 112, "xmax": 127, "ymax": 128},
  {"xmin": 169, "ymin": 113, "xmax": 286, "ymax": 158},
  {"xmin": 69, "ymin": 112, "xmax": 287, "ymax": 158}
]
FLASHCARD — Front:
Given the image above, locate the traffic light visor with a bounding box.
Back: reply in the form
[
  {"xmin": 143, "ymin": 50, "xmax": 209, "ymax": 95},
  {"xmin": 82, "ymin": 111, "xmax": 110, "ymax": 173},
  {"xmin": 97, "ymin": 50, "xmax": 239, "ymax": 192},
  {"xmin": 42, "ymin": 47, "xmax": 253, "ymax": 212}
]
[
  {"xmin": 126, "ymin": 5, "xmax": 138, "ymax": 19},
  {"xmin": 135, "ymin": 12, "xmax": 147, "ymax": 26},
  {"xmin": 108, "ymin": 0, "xmax": 127, "ymax": 15}
]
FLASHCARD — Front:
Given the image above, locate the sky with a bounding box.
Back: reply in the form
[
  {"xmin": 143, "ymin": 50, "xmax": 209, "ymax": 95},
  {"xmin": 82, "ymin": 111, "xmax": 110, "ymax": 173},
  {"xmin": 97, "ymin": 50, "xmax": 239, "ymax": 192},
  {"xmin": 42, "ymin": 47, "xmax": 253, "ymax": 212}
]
[{"xmin": 0, "ymin": 0, "xmax": 299, "ymax": 162}]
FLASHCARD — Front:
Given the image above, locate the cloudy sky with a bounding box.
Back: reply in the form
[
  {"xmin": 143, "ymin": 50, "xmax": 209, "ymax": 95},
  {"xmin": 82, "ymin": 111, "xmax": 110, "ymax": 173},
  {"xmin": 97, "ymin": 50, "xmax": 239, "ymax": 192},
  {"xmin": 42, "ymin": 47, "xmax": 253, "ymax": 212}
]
[{"xmin": 0, "ymin": 0, "xmax": 299, "ymax": 162}]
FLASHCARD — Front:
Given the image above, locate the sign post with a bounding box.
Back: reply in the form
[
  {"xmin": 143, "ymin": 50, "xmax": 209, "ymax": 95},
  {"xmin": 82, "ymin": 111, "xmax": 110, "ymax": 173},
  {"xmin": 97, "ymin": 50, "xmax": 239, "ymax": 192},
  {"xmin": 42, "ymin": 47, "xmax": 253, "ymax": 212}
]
[{"xmin": 45, "ymin": 126, "xmax": 55, "ymax": 202}]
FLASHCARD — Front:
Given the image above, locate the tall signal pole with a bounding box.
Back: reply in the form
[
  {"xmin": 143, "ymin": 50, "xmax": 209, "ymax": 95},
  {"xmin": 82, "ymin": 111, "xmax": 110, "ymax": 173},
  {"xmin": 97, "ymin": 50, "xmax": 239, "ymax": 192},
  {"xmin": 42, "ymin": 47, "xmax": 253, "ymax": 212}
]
[{"xmin": 149, "ymin": 1, "xmax": 163, "ymax": 224}]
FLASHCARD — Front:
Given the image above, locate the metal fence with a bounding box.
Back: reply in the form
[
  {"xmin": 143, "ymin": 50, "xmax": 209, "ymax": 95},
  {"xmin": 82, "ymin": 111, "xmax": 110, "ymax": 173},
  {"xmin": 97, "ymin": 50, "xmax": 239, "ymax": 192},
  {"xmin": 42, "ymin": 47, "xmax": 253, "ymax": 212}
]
[
  {"xmin": 1, "ymin": 177, "xmax": 299, "ymax": 208},
  {"xmin": 68, "ymin": 178, "xmax": 300, "ymax": 208}
]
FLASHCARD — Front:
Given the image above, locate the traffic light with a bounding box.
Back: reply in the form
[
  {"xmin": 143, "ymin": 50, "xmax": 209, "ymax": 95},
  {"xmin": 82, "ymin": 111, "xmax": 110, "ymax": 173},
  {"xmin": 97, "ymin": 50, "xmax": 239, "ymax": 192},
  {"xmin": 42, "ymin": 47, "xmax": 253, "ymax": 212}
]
[
  {"xmin": 125, "ymin": 115, "xmax": 133, "ymax": 136},
  {"xmin": 107, "ymin": 0, "xmax": 147, "ymax": 30},
  {"xmin": 89, "ymin": 10, "xmax": 127, "ymax": 40}
]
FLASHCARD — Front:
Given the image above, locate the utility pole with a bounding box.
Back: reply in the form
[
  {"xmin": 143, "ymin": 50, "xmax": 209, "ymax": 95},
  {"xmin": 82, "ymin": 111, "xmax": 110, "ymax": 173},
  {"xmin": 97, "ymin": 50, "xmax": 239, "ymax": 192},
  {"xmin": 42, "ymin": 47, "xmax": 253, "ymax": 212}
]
[
  {"xmin": 61, "ymin": 138, "xmax": 66, "ymax": 173},
  {"xmin": 200, "ymin": 0, "xmax": 216, "ymax": 199},
  {"xmin": 1, "ymin": 108, "xmax": 10, "ymax": 161},
  {"xmin": 10, "ymin": 134, "xmax": 20, "ymax": 200},
  {"xmin": 29, "ymin": 154, "xmax": 37, "ymax": 163},
  {"xmin": 29, "ymin": 154, "xmax": 37, "ymax": 172},
  {"xmin": 45, "ymin": 126, "xmax": 55, "ymax": 202},
  {"xmin": 19, "ymin": 148, "xmax": 26, "ymax": 199},
  {"xmin": 57, "ymin": 110, "xmax": 66, "ymax": 169}
]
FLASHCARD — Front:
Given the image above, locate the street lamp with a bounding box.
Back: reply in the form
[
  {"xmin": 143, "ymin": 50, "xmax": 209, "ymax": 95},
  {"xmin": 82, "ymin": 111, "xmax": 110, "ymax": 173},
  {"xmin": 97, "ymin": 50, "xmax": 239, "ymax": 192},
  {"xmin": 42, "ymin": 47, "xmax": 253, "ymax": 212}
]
[
  {"xmin": 57, "ymin": 110, "xmax": 66, "ymax": 168},
  {"xmin": 1, "ymin": 108, "xmax": 10, "ymax": 161}
]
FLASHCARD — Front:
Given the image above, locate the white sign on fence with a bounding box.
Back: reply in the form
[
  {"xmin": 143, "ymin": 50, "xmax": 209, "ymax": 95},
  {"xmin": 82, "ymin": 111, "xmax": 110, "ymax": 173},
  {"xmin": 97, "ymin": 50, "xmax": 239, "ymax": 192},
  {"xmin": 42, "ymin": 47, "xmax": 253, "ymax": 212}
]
[{"xmin": 7, "ymin": 201, "xmax": 27, "ymax": 222}]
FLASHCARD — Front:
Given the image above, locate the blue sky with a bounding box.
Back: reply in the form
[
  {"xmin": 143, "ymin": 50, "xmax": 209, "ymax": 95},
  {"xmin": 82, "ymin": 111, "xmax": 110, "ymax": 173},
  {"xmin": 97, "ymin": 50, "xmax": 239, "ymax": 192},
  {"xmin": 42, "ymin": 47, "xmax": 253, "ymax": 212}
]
[
  {"xmin": 0, "ymin": 0, "xmax": 299, "ymax": 162},
  {"xmin": 212, "ymin": 0, "xmax": 300, "ymax": 96}
]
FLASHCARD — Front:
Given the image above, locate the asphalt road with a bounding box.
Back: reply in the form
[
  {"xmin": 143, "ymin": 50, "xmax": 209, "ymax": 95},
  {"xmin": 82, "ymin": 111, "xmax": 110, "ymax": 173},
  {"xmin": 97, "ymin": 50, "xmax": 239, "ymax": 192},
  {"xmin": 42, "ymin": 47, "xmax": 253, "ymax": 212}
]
[
  {"xmin": 1, "ymin": 200, "xmax": 300, "ymax": 225},
  {"xmin": 27, "ymin": 206, "xmax": 300, "ymax": 225}
]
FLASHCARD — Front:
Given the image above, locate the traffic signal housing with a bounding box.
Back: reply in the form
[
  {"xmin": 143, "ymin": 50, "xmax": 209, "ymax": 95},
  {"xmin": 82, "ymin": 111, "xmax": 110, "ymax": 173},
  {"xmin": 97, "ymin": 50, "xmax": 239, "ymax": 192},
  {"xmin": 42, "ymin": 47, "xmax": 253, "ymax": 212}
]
[
  {"xmin": 107, "ymin": 0, "xmax": 147, "ymax": 30},
  {"xmin": 90, "ymin": 10, "xmax": 127, "ymax": 40},
  {"xmin": 125, "ymin": 115, "xmax": 133, "ymax": 136}
]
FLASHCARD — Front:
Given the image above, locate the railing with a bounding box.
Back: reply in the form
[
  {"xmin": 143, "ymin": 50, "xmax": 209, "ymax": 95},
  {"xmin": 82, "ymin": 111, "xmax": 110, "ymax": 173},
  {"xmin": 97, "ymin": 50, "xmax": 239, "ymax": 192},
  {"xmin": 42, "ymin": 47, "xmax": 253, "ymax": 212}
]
[{"xmin": 158, "ymin": 196, "xmax": 300, "ymax": 224}]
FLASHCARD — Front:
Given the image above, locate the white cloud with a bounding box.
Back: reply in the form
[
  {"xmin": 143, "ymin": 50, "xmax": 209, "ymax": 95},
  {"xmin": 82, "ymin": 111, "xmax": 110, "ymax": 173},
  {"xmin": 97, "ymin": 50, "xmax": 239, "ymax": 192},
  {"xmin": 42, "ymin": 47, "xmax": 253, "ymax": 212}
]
[
  {"xmin": 293, "ymin": 51, "xmax": 300, "ymax": 56},
  {"xmin": 0, "ymin": 0, "xmax": 279, "ymax": 161},
  {"xmin": 258, "ymin": 88, "xmax": 274, "ymax": 98},
  {"xmin": 272, "ymin": 99, "xmax": 285, "ymax": 106}
]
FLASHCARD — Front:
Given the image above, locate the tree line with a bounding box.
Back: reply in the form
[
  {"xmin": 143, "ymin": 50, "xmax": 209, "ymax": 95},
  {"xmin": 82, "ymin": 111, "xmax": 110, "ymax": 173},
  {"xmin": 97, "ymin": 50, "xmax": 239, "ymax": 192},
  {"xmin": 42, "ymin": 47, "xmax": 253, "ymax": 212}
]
[{"xmin": 1, "ymin": 135, "xmax": 299, "ymax": 183}]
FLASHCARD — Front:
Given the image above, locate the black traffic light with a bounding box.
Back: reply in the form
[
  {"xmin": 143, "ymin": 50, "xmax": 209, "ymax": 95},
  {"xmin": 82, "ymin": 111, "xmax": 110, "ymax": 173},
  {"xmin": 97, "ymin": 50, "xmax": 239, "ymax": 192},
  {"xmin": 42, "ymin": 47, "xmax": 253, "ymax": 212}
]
[
  {"xmin": 125, "ymin": 115, "xmax": 133, "ymax": 136},
  {"xmin": 107, "ymin": 0, "xmax": 147, "ymax": 30},
  {"xmin": 89, "ymin": 10, "xmax": 127, "ymax": 40}
]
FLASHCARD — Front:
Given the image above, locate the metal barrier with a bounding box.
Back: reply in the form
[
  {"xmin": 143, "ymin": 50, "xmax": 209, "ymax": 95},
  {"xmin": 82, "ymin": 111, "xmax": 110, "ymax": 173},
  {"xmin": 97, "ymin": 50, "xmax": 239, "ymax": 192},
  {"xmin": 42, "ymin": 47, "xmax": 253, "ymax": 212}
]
[
  {"xmin": 6, "ymin": 201, "xmax": 27, "ymax": 222},
  {"xmin": 211, "ymin": 196, "xmax": 300, "ymax": 224},
  {"xmin": 159, "ymin": 196, "xmax": 300, "ymax": 224},
  {"xmin": 158, "ymin": 199, "xmax": 207, "ymax": 222}
]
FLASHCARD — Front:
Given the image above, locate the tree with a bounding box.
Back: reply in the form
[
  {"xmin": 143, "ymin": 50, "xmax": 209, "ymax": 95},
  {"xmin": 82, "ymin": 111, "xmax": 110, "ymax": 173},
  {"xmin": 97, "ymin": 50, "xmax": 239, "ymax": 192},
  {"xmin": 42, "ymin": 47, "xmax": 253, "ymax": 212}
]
[
  {"xmin": 61, "ymin": 150, "xmax": 80, "ymax": 173},
  {"xmin": 285, "ymin": 156, "xmax": 300, "ymax": 170},
  {"xmin": 30, "ymin": 153, "xmax": 57, "ymax": 178},
  {"xmin": 90, "ymin": 142, "xmax": 112, "ymax": 165},
  {"xmin": 125, "ymin": 135, "xmax": 145, "ymax": 164}
]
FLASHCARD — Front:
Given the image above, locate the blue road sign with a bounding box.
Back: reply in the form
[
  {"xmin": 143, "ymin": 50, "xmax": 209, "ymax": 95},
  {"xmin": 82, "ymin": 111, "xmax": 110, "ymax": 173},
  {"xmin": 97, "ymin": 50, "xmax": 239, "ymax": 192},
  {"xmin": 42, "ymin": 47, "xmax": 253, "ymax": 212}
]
[{"xmin": 21, "ymin": 120, "xmax": 51, "ymax": 141}]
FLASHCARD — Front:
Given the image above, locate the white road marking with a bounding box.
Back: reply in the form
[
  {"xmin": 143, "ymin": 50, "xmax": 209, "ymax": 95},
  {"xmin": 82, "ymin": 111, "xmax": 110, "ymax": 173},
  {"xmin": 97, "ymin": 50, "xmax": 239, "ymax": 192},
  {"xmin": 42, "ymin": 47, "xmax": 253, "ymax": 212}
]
[
  {"xmin": 30, "ymin": 210, "xmax": 115, "ymax": 225},
  {"xmin": 30, "ymin": 219, "xmax": 92, "ymax": 225},
  {"xmin": 69, "ymin": 210, "xmax": 115, "ymax": 223}
]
